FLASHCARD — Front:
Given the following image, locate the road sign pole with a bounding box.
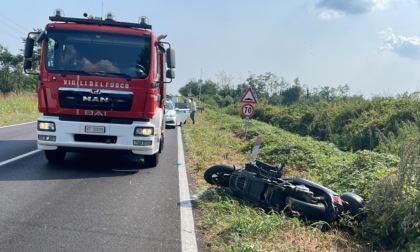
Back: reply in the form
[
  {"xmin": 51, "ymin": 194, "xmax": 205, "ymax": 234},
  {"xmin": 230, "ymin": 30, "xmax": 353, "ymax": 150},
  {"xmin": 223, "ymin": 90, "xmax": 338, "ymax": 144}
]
[{"xmin": 243, "ymin": 117, "xmax": 250, "ymax": 140}]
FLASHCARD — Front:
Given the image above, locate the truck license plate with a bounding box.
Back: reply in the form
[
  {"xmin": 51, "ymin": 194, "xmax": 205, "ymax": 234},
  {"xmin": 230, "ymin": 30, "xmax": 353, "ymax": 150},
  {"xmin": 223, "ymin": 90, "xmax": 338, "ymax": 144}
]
[{"xmin": 85, "ymin": 125, "xmax": 105, "ymax": 134}]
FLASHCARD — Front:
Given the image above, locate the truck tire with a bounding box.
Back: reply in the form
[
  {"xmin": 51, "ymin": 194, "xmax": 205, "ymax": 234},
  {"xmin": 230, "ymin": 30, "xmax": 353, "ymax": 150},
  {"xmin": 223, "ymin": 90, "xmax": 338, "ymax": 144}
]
[
  {"xmin": 45, "ymin": 150, "xmax": 66, "ymax": 163},
  {"xmin": 159, "ymin": 136, "xmax": 164, "ymax": 153},
  {"xmin": 144, "ymin": 152, "xmax": 159, "ymax": 167}
]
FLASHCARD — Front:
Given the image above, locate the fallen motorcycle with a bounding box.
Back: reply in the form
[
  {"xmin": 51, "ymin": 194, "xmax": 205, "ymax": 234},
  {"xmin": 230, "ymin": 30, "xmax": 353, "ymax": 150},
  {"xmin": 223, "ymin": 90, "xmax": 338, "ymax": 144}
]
[{"xmin": 204, "ymin": 136, "xmax": 364, "ymax": 223}]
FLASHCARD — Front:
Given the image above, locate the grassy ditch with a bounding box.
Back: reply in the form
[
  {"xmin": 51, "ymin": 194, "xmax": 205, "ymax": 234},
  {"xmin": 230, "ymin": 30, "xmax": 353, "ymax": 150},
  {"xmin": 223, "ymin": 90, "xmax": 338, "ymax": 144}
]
[
  {"xmin": 182, "ymin": 107, "xmax": 410, "ymax": 251},
  {"xmin": 0, "ymin": 92, "xmax": 39, "ymax": 126}
]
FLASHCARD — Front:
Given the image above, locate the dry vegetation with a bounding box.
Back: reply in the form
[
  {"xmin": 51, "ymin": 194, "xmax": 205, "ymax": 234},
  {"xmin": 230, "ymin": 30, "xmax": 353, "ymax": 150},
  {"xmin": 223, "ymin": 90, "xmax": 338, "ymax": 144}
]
[{"xmin": 0, "ymin": 92, "xmax": 39, "ymax": 126}]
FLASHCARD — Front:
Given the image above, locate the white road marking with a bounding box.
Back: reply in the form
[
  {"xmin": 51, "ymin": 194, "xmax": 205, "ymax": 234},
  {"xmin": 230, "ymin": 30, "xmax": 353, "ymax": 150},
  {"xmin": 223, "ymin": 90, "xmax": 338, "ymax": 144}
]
[
  {"xmin": 177, "ymin": 127, "xmax": 198, "ymax": 252},
  {"xmin": 0, "ymin": 121, "xmax": 36, "ymax": 129},
  {"xmin": 0, "ymin": 149, "xmax": 41, "ymax": 166}
]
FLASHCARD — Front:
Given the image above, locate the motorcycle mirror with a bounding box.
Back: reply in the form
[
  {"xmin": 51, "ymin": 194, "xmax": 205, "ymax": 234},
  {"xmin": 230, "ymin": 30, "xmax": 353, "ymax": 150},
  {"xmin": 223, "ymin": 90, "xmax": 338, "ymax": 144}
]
[{"xmin": 250, "ymin": 135, "xmax": 262, "ymax": 163}]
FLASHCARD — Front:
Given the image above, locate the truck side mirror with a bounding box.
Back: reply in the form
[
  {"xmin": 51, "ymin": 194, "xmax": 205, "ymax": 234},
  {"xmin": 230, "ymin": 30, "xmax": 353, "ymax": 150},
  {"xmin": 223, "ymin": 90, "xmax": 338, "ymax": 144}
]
[
  {"xmin": 23, "ymin": 32, "xmax": 41, "ymax": 75},
  {"xmin": 23, "ymin": 58, "xmax": 33, "ymax": 71},
  {"xmin": 24, "ymin": 37, "xmax": 35, "ymax": 59},
  {"xmin": 166, "ymin": 69, "xmax": 175, "ymax": 79},
  {"xmin": 166, "ymin": 48, "xmax": 175, "ymax": 69}
]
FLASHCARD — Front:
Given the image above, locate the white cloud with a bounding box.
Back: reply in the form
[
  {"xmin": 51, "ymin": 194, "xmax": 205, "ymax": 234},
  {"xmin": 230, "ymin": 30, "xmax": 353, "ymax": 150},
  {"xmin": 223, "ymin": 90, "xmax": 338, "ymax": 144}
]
[
  {"xmin": 315, "ymin": 0, "xmax": 389, "ymax": 19},
  {"xmin": 317, "ymin": 8, "xmax": 345, "ymax": 20},
  {"xmin": 379, "ymin": 28, "xmax": 420, "ymax": 59}
]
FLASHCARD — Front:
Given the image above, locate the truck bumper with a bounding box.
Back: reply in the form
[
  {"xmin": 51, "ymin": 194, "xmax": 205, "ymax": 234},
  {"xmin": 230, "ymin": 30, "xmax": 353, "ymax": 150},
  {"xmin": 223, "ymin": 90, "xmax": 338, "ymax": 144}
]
[{"xmin": 36, "ymin": 116, "xmax": 160, "ymax": 155}]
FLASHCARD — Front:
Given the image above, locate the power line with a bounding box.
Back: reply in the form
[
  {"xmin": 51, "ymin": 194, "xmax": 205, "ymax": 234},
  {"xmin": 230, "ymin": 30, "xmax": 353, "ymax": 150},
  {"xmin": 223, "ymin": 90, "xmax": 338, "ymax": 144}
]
[
  {"xmin": 0, "ymin": 13, "xmax": 29, "ymax": 53},
  {"xmin": 0, "ymin": 28, "xmax": 22, "ymax": 42},
  {"xmin": 0, "ymin": 12, "xmax": 31, "ymax": 34},
  {"xmin": 0, "ymin": 28, "xmax": 25, "ymax": 54}
]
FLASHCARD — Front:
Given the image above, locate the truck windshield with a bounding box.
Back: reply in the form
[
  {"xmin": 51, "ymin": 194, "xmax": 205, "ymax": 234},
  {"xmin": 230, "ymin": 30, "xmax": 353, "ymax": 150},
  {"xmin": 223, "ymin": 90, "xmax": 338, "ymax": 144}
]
[{"xmin": 44, "ymin": 30, "xmax": 151, "ymax": 79}]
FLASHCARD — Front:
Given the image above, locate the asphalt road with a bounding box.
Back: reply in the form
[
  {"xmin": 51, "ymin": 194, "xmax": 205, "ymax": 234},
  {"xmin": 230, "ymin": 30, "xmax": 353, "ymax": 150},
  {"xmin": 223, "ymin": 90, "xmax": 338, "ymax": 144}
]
[{"xmin": 0, "ymin": 122, "xmax": 200, "ymax": 252}]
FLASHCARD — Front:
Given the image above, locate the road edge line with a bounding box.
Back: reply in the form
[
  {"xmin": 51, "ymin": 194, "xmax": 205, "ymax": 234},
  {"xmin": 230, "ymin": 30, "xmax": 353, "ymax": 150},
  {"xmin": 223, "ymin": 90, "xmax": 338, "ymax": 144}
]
[
  {"xmin": 0, "ymin": 121, "xmax": 36, "ymax": 129},
  {"xmin": 177, "ymin": 126, "xmax": 198, "ymax": 252}
]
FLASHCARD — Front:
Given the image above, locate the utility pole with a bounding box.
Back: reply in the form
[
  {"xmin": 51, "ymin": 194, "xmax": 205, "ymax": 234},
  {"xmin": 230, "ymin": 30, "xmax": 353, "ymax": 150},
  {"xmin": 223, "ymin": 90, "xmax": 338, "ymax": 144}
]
[{"xmin": 198, "ymin": 69, "xmax": 203, "ymax": 102}]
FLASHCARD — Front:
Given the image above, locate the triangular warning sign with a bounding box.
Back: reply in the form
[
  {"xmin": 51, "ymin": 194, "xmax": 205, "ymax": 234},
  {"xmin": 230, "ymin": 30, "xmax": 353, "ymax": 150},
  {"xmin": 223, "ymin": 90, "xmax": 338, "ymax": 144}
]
[{"xmin": 240, "ymin": 86, "xmax": 257, "ymax": 104}]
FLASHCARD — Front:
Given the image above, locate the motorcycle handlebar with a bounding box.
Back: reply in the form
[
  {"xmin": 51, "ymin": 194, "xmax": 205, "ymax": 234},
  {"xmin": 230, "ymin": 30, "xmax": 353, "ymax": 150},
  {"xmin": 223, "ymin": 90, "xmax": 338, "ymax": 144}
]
[{"xmin": 245, "ymin": 160, "xmax": 283, "ymax": 178}]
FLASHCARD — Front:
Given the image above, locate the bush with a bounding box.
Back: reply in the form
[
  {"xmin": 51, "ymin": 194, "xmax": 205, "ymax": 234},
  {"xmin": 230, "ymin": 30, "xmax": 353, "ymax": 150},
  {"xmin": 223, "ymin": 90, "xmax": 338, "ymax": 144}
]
[{"xmin": 358, "ymin": 136, "xmax": 420, "ymax": 250}]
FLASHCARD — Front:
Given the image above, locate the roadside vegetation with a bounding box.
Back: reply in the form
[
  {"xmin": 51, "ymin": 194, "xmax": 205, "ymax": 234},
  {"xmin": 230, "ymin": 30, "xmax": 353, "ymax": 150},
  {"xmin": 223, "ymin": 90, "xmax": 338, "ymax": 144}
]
[
  {"xmin": 0, "ymin": 42, "xmax": 40, "ymax": 126},
  {"xmin": 182, "ymin": 103, "xmax": 419, "ymax": 251},
  {"xmin": 180, "ymin": 74, "xmax": 418, "ymax": 251},
  {"xmin": 180, "ymin": 73, "xmax": 420, "ymax": 157},
  {"xmin": 0, "ymin": 92, "xmax": 38, "ymax": 126}
]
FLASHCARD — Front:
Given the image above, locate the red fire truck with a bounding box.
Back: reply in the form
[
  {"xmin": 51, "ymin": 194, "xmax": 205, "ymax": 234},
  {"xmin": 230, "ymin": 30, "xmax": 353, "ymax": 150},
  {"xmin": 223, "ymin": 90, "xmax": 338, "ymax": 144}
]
[{"xmin": 23, "ymin": 9, "xmax": 175, "ymax": 167}]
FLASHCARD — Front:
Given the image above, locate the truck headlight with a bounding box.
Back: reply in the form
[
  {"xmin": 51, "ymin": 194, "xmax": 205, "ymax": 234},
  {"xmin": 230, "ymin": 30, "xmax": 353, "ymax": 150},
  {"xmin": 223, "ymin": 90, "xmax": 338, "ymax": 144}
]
[
  {"xmin": 134, "ymin": 127, "xmax": 154, "ymax": 136},
  {"xmin": 38, "ymin": 121, "xmax": 56, "ymax": 132}
]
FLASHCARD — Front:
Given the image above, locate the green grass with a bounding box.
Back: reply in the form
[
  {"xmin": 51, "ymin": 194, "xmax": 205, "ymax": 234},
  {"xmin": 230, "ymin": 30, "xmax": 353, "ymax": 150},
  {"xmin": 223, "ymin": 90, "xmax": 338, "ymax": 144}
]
[
  {"xmin": 183, "ymin": 106, "xmax": 420, "ymax": 251},
  {"xmin": 0, "ymin": 92, "xmax": 39, "ymax": 126},
  {"xmin": 182, "ymin": 109, "xmax": 376, "ymax": 251},
  {"xmin": 194, "ymin": 187, "xmax": 364, "ymax": 251}
]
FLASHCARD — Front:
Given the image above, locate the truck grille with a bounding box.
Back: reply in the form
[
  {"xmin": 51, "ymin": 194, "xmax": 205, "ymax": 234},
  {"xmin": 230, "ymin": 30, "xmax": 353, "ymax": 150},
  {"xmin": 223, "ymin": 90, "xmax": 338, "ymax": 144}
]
[{"xmin": 58, "ymin": 88, "xmax": 133, "ymax": 111}]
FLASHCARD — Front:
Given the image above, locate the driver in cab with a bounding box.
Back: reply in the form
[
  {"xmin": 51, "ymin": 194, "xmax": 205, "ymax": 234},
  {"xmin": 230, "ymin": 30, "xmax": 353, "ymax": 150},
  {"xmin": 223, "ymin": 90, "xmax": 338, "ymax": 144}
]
[{"xmin": 62, "ymin": 44, "xmax": 120, "ymax": 73}]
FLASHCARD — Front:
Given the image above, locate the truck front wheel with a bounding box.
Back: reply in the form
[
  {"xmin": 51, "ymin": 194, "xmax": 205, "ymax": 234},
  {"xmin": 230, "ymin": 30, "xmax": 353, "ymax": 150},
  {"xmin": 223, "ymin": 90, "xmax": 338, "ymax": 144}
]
[
  {"xmin": 144, "ymin": 153, "xmax": 159, "ymax": 167},
  {"xmin": 45, "ymin": 150, "xmax": 66, "ymax": 163}
]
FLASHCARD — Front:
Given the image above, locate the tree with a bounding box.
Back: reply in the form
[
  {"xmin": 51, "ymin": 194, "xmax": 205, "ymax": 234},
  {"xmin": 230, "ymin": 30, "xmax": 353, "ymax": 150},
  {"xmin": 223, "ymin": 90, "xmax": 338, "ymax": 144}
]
[
  {"xmin": 0, "ymin": 45, "xmax": 25, "ymax": 93},
  {"xmin": 268, "ymin": 93, "xmax": 283, "ymax": 106},
  {"xmin": 233, "ymin": 83, "xmax": 248, "ymax": 101},
  {"xmin": 244, "ymin": 73, "xmax": 269, "ymax": 100},
  {"xmin": 216, "ymin": 70, "xmax": 234, "ymax": 97},
  {"xmin": 319, "ymin": 86, "xmax": 336, "ymax": 101},
  {"xmin": 281, "ymin": 85, "xmax": 303, "ymax": 105},
  {"xmin": 200, "ymin": 80, "xmax": 218, "ymax": 99},
  {"xmin": 337, "ymin": 84, "xmax": 350, "ymax": 98},
  {"xmin": 262, "ymin": 72, "xmax": 280, "ymax": 96},
  {"xmin": 0, "ymin": 29, "xmax": 43, "ymax": 93},
  {"xmin": 178, "ymin": 79, "xmax": 200, "ymax": 97},
  {"xmin": 178, "ymin": 79, "xmax": 218, "ymax": 99}
]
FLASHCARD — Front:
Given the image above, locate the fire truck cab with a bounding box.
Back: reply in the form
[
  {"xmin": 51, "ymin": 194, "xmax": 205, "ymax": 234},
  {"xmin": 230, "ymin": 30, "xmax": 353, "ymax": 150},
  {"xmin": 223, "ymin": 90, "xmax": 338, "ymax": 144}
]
[{"xmin": 23, "ymin": 9, "xmax": 175, "ymax": 167}]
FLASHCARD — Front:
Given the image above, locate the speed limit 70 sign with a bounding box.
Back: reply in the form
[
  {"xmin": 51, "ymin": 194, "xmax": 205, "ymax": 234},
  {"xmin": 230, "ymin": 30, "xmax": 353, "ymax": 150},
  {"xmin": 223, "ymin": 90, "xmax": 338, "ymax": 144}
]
[{"xmin": 241, "ymin": 103, "xmax": 255, "ymax": 117}]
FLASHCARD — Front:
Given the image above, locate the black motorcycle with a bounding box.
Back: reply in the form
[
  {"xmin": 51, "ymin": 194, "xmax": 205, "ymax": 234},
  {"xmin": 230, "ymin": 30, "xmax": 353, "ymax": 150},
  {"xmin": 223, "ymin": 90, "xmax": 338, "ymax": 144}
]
[{"xmin": 203, "ymin": 136, "xmax": 364, "ymax": 223}]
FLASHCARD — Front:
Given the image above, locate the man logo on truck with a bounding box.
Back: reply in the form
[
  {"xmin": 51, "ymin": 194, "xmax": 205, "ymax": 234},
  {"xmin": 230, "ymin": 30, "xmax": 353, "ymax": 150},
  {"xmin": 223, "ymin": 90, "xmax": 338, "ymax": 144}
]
[{"xmin": 82, "ymin": 96, "xmax": 109, "ymax": 103}]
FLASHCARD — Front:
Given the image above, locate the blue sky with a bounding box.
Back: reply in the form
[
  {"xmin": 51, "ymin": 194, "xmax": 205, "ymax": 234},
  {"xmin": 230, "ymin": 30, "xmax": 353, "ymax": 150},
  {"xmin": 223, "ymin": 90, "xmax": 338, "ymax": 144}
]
[{"xmin": 1, "ymin": 0, "xmax": 420, "ymax": 97}]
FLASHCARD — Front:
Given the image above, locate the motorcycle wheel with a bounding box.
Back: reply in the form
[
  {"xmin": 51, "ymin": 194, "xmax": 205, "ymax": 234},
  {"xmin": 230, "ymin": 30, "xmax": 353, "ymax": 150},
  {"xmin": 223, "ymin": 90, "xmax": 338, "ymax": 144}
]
[
  {"xmin": 204, "ymin": 165, "xmax": 234, "ymax": 187},
  {"xmin": 340, "ymin": 192, "xmax": 365, "ymax": 220},
  {"xmin": 285, "ymin": 196, "xmax": 326, "ymax": 220}
]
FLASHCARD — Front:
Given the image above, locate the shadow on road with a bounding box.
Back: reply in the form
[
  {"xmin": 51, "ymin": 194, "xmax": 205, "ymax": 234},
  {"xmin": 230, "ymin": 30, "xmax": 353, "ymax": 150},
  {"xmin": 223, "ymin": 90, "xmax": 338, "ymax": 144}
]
[
  {"xmin": 0, "ymin": 140, "xmax": 37, "ymax": 161},
  {"xmin": 0, "ymin": 151, "xmax": 155, "ymax": 181}
]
